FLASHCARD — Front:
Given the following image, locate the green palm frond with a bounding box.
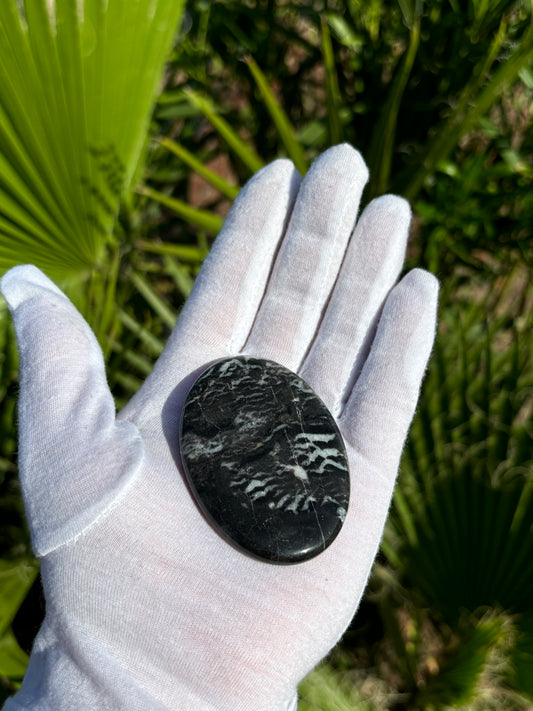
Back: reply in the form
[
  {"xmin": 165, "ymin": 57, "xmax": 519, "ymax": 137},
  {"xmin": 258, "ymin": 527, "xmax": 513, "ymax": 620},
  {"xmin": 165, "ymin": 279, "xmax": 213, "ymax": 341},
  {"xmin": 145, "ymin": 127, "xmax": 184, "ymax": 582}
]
[
  {"xmin": 245, "ymin": 56, "xmax": 308, "ymax": 174},
  {"xmin": 298, "ymin": 663, "xmax": 373, "ymax": 711},
  {"xmin": 386, "ymin": 271, "xmax": 533, "ymax": 625},
  {"xmin": 0, "ymin": 558, "xmax": 39, "ymax": 684},
  {"xmin": 0, "ymin": 0, "xmax": 186, "ymax": 278},
  {"xmin": 509, "ymin": 610, "xmax": 533, "ymax": 701},
  {"xmin": 416, "ymin": 617, "xmax": 506, "ymax": 709}
]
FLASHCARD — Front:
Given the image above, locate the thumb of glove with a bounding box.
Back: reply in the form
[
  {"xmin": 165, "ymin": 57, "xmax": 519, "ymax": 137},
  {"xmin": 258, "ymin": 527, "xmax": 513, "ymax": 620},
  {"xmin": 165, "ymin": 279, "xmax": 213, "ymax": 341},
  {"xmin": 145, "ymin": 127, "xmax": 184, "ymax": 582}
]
[{"xmin": 1, "ymin": 265, "xmax": 144, "ymax": 556}]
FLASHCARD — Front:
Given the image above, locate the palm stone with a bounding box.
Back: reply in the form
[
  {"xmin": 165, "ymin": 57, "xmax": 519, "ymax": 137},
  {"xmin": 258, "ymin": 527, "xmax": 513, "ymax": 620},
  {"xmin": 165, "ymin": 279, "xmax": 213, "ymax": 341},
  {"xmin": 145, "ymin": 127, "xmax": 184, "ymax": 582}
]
[{"xmin": 180, "ymin": 356, "xmax": 350, "ymax": 564}]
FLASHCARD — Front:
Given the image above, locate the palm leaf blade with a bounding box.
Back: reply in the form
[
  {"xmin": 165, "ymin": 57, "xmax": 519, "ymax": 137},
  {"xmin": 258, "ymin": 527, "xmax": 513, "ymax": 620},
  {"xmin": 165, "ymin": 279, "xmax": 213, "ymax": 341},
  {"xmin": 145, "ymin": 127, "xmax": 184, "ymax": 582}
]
[{"xmin": 0, "ymin": 0, "xmax": 186, "ymax": 278}]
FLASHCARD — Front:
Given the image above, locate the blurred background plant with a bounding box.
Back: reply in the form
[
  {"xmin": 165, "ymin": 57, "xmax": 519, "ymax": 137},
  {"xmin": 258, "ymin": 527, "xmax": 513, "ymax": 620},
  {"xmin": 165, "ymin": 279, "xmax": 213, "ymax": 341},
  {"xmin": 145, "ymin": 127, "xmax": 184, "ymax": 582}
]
[{"xmin": 1, "ymin": 0, "xmax": 533, "ymax": 708}]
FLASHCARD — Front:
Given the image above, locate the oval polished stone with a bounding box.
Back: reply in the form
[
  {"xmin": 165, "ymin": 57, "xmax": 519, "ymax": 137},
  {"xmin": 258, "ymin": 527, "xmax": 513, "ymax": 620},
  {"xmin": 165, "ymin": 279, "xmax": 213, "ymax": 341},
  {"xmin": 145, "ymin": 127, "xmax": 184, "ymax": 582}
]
[{"xmin": 180, "ymin": 356, "xmax": 349, "ymax": 564}]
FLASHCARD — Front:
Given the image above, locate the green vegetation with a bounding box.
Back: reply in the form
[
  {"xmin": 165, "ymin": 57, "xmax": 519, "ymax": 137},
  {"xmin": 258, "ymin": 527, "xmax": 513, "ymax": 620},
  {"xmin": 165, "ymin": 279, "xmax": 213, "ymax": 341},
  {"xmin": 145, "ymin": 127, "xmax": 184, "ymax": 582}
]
[{"xmin": 1, "ymin": 1, "xmax": 532, "ymax": 708}]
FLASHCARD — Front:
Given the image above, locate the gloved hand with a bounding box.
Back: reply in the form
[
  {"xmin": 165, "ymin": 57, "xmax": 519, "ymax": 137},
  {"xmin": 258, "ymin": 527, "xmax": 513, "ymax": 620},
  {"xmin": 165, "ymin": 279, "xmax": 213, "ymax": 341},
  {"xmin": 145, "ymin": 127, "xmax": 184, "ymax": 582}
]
[{"xmin": 1, "ymin": 144, "xmax": 438, "ymax": 711}]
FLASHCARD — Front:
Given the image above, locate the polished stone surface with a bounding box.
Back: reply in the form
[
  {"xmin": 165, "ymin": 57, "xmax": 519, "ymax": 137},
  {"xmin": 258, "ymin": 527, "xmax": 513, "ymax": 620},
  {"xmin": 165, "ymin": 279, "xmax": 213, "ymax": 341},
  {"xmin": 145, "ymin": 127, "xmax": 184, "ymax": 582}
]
[{"xmin": 180, "ymin": 356, "xmax": 349, "ymax": 563}]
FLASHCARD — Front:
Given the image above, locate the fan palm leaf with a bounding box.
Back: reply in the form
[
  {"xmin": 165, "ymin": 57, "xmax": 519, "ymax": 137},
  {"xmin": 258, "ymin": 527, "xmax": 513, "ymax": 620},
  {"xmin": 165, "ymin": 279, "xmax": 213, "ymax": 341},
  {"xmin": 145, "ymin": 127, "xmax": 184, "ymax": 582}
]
[
  {"xmin": 0, "ymin": 0, "xmax": 185, "ymax": 278},
  {"xmin": 386, "ymin": 273, "xmax": 533, "ymax": 627}
]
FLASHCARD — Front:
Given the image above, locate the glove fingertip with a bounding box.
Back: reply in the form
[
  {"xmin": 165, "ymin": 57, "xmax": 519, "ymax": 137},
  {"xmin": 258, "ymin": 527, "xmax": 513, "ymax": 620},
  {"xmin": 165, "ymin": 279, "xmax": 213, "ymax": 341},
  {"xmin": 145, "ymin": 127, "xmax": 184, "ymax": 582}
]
[
  {"xmin": 397, "ymin": 268, "xmax": 440, "ymax": 310},
  {"xmin": 365, "ymin": 193, "xmax": 412, "ymax": 223},
  {"xmin": 1, "ymin": 264, "xmax": 64, "ymax": 310},
  {"xmin": 313, "ymin": 142, "xmax": 369, "ymax": 185}
]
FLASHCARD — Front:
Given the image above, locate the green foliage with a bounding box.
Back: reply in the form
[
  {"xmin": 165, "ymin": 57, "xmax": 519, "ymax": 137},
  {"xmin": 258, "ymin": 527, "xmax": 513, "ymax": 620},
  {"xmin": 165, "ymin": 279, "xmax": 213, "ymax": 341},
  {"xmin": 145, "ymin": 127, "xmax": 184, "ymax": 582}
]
[
  {"xmin": 298, "ymin": 662, "xmax": 372, "ymax": 711},
  {"xmin": 414, "ymin": 129, "xmax": 533, "ymax": 276},
  {"xmin": 182, "ymin": 89, "xmax": 264, "ymax": 173},
  {"xmin": 0, "ymin": 304, "xmax": 28, "ymax": 558},
  {"xmin": 105, "ymin": 242, "xmax": 207, "ymax": 406},
  {"xmin": 509, "ymin": 610, "xmax": 533, "ymax": 700},
  {"xmin": 416, "ymin": 617, "xmax": 506, "ymax": 708},
  {"xmin": 161, "ymin": 0, "xmax": 533, "ymax": 272},
  {"xmin": 0, "ymin": 0, "xmax": 186, "ymax": 279},
  {"xmin": 0, "ymin": 558, "xmax": 38, "ymax": 701},
  {"xmin": 138, "ymin": 184, "xmax": 224, "ymax": 234},
  {"xmin": 159, "ymin": 137, "xmax": 240, "ymax": 200},
  {"xmin": 386, "ymin": 272, "xmax": 533, "ymax": 623},
  {"xmin": 245, "ymin": 56, "xmax": 309, "ymax": 174}
]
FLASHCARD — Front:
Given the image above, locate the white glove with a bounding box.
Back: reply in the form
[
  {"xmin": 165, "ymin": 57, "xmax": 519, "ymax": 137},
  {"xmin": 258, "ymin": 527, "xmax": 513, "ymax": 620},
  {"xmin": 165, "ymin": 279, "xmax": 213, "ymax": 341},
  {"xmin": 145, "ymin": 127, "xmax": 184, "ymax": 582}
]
[{"xmin": 1, "ymin": 144, "xmax": 438, "ymax": 711}]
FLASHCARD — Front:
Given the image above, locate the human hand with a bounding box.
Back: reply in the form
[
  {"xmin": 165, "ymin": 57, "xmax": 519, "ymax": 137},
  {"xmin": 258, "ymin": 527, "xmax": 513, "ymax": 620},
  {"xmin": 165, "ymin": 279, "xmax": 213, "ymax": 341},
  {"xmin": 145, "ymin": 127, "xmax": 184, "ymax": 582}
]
[{"xmin": 1, "ymin": 144, "xmax": 438, "ymax": 711}]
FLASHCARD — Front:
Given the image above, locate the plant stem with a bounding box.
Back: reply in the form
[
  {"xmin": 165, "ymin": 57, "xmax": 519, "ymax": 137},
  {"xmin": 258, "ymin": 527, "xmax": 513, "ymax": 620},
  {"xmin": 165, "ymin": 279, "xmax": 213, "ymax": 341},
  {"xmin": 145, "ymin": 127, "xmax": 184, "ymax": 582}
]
[{"xmin": 367, "ymin": 14, "xmax": 421, "ymax": 199}]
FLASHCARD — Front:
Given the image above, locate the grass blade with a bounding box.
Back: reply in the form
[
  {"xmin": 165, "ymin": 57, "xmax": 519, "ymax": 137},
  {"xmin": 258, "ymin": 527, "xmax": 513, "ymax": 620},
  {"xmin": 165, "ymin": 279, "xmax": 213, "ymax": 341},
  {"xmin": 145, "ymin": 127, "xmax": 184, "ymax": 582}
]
[
  {"xmin": 368, "ymin": 12, "xmax": 421, "ymax": 197},
  {"xmin": 158, "ymin": 138, "xmax": 240, "ymax": 200},
  {"xmin": 137, "ymin": 185, "xmax": 224, "ymax": 234},
  {"xmin": 321, "ymin": 16, "xmax": 343, "ymax": 146},
  {"xmin": 117, "ymin": 309, "xmax": 165, "ymax": 357},
  {"xmin": 245, "ymin": 56, "xmax": 308, "ymax": 174},
  {"xmin": 129, "ymin": 272, "xmax": 176, "ymax": 329},
  {"xmin": 163, "ymin": 256, "xmax": 194, "ymax": 298},
  {"xmin": 184, "ymin": 88, "xmax": 264, "ymax": 173},
  {"xmin": 136, "ymin": 240, "xmax": 208, "ymax": 263}
]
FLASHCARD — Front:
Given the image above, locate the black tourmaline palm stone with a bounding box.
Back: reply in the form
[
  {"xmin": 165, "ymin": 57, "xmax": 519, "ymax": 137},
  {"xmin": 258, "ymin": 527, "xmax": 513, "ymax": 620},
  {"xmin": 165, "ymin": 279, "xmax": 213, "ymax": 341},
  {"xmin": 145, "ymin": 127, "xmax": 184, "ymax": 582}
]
[{"xmin": 180, "ymin": 356, "xmax": 350, "ymax": 564}]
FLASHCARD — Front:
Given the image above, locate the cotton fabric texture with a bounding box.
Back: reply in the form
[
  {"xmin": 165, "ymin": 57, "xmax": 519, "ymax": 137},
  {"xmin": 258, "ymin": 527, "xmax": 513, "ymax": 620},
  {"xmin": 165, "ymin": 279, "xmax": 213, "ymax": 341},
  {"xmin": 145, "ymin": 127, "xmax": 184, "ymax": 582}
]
[{"xmin": 1, "ymin": 145, "xmax": 438, "ymax": 710}]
